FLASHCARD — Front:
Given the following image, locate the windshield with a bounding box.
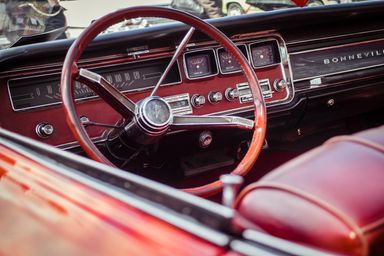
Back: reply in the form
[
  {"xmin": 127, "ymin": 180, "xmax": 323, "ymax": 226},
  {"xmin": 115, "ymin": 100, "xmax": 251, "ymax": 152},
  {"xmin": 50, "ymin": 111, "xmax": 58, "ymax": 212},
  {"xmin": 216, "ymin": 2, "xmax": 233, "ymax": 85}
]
[{"xmin": 0, "ymin": 0, "xmax": 377, "ymax": 48}]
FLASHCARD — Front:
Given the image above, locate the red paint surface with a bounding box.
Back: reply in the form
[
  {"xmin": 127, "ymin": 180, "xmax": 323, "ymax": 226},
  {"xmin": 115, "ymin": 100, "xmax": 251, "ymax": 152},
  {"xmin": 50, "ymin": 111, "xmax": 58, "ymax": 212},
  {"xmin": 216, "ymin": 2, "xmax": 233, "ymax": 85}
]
[{"xmin": 0, "ymin": 145, "xmax": 233, "ymax": 255}]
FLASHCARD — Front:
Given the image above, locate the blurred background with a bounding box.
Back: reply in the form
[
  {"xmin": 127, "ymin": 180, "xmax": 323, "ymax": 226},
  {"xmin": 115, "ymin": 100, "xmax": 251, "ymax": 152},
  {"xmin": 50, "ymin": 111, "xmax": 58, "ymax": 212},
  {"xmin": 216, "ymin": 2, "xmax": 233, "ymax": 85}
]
[{"xmin": 0, "ymin": 0, "xmax": 362, "ymax": 48}]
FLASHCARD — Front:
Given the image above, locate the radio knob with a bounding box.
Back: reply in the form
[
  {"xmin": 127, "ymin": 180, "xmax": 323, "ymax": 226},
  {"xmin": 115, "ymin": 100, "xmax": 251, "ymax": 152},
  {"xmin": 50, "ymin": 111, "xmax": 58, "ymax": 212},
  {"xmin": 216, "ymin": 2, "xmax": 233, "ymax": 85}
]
[
  {"xmin": 274, "ymin": 79, "xmax": 288, "ymax": 91},
  {"xmin": 225, "ymin": 88, "xmax": 239, "ymax": 101},
  {"xmin": 208, "ymin": 91, "xmax": 223, "ymax": 104},
  {"xmin": 191, "ymin": 94, "xmax": 206, "ymax": 108},
  {"xmin": 36, "ymin": 123, "xmax": 54, "ymax": 138}
]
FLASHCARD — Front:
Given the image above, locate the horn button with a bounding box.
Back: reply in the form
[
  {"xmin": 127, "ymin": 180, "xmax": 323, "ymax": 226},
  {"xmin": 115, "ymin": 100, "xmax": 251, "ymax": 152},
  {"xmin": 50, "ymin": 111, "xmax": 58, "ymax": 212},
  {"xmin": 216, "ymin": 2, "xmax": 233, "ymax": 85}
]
[{"xmin": 137, "ymin": 97, "xmax": 172, "ymax": 135}]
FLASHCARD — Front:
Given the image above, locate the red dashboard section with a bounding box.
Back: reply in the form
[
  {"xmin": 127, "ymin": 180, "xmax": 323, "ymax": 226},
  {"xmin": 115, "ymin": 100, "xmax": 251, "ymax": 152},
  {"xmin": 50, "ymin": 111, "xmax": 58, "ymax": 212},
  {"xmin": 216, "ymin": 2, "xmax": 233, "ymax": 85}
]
[{"xmin": 0, "ymin": 36, "xmax": 291, "ymax": 148}]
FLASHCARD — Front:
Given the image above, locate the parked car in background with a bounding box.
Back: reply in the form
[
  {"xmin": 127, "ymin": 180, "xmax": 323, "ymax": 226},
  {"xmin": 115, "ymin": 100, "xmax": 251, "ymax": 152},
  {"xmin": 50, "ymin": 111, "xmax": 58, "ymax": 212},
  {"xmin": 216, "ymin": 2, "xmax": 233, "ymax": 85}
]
[
  {"xmin": 222, "ymin": 0, "xmax": 336, "ymax": 16},
  {"xmin": 222, "ymin": 0, "xmax": 260, "ymax": 15},
  {"xmin": 171, "ymin": 0, "xmax": 222, "ymax": 18}
]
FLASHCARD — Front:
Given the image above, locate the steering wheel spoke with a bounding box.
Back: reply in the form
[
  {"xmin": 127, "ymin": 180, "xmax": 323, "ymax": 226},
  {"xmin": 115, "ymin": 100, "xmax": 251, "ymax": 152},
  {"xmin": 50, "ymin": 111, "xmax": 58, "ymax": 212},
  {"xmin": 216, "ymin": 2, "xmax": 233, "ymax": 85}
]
[
  {"xmin": 171, "ymin": 115, "xmax": 254, "ymax": 131},
  {"xmin": 77, "ymin": 68, "xmax": 137, "ymax": 118},
  {"xmin": 150, "ymin": 27, "xmax": 195, "ymax": 97}
]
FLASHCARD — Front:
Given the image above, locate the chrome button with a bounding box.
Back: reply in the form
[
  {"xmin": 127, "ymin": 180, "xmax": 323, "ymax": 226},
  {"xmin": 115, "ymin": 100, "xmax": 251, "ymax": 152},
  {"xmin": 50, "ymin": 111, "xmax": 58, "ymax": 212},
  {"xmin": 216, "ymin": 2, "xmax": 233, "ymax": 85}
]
[
  {"xmin": 208, "ymin": 91, "xmax": 223, "ymax": 104},
  {"xmin": 225, "ymin": 88, "xmax": 239, "ymax": 101},
  {"xmin": 191, "ymin": 94, "xmax": 206, "ymax": 108},
  {"xmin": 36, "ymin": 123, "xmax": 54, "ymax": 138},
  {"xmin": 273, "ymin": 79, "xmax": 288, "ymax": 91}
]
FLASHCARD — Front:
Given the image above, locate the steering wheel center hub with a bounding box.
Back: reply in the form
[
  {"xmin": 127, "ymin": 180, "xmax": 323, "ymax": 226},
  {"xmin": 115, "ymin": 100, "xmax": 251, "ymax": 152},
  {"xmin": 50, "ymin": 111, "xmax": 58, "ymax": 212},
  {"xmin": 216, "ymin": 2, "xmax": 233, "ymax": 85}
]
[{"xmin": 137, "ymin": 97, "xmax": 172, "ymax": 135}]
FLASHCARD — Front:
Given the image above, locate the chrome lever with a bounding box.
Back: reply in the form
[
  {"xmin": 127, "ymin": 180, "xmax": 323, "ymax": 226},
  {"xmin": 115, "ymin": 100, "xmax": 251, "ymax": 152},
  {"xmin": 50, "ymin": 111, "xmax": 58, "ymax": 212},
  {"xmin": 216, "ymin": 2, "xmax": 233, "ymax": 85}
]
[{"xmin": 220, "ymin": 174, "xmax": 244, "ymax": 208}]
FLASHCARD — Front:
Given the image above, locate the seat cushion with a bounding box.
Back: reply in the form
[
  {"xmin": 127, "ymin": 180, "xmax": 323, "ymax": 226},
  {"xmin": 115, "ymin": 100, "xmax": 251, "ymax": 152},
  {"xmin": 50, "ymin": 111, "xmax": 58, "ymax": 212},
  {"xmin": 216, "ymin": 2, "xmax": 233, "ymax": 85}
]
[{"xmin": 235, "ymin": 126, "xmax": 384, "ymax": 256}]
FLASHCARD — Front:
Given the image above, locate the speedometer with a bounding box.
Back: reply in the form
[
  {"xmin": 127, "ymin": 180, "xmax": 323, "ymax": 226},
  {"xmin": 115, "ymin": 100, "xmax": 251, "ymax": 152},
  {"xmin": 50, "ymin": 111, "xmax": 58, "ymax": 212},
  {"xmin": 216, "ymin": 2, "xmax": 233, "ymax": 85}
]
[
  {"xmin": 250, "ymin": 41, "xmax": 281, "ymax": 68},
  {"xmin": 187, "ymin": 54, "xmax": 211, "ymax": 77}
]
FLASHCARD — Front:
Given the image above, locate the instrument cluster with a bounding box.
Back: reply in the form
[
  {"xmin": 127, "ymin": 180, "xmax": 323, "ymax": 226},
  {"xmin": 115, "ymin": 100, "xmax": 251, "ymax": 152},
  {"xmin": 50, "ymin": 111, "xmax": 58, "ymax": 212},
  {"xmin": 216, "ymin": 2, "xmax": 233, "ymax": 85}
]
[
  {"xmin": 181, "ymin": 38, "xmax": 293, "ymax": 111},
  {"xmin": 184, "ymin": 40, "xmax": 281, "ymax": 79}
]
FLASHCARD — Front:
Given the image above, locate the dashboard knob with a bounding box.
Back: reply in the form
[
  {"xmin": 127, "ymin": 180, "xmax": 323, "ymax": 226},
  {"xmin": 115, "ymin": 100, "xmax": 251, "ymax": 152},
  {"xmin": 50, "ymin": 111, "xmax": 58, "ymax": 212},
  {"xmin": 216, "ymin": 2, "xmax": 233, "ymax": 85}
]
[
  {"xmin": 191, "ymin": 94, "xmax": 206, "ymax": 108},
  {"xmin": 36, "ymin": 123, "xmax": 54, "ymax": 138},
  {"xmin": 273, "ymin": 79, "xmax": 288, "ymax": 91},
  {"xmin": 224, "ymin": 88, "xmax": 239, "ymax": 101},
  {"xmin": 208, "ymin": 91, "xmax": 223, "ymax": 104}
]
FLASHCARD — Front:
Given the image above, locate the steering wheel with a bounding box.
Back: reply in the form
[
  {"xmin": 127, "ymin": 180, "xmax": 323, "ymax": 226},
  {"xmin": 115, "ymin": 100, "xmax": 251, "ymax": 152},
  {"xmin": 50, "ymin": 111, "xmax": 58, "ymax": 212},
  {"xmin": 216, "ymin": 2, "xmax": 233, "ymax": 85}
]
[{"xmin": 61, "ymin": 6, "xmax": 266, "ymax": 197}]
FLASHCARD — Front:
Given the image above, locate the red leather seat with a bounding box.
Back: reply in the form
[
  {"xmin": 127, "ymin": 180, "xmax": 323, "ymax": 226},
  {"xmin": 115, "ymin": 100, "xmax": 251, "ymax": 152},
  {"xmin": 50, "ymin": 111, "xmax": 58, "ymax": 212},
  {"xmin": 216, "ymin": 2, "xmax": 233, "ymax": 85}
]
[{"xmin": 235, "ymin": 126, "xmax": 384, "ymax": 256}]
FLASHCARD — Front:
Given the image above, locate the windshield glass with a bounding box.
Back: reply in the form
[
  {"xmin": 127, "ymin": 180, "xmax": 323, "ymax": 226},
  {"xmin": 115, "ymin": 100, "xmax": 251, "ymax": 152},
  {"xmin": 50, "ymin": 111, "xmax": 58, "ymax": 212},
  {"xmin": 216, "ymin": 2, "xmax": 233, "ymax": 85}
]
[{"xmin": 0, "ymin": 0, "xmax": 377, "ymax": 49}]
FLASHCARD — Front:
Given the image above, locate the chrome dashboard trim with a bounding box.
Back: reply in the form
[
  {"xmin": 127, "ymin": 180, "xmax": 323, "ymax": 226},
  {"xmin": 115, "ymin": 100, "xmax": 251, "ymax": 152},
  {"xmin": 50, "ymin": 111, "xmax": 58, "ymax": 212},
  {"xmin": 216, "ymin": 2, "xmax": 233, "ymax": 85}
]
[
  {"xmin": 163, "ymin": 93, "xmax": 193, "ymax": 115},
  {"xmin": 293, "ymin": 62, "xmax": 384, "ymax": 84},
  {"xmin": 294, "ymin": 72, "xmax": 384, "ymax": 93},
  {"xmin": 289, "ymin": 37, "xmax": 384, "ymax": 83},
  {"xmin": 248, "ymin": 35, "xmax": 294, "ymax": 107}
]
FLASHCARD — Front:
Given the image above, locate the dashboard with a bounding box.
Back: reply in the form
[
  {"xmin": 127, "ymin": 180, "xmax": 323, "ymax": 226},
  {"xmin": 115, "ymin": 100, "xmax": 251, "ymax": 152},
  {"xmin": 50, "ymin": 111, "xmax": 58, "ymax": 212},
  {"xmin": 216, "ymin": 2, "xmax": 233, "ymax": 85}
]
[
  {"xmin": 0, "ymin": 1, "xmax": 384, "ymax": 152},
  {"xmin": 1, "ymin": 34, "xmax": 293, "ymax": 148}
]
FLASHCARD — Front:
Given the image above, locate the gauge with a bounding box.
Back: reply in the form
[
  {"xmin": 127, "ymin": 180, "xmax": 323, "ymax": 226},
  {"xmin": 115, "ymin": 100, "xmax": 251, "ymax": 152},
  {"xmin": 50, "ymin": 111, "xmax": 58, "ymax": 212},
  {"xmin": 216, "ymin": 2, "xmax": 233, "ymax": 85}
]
[
  {"xmin": 186, "ymin": 54, "xmax": 211, "ymax": 78},
  {"xmin": 217, "ymin": 44, "xmax": 248, "ymax": 74},
  {"xmin": 250, "ymin": 41, "xmax": 280, "ymax": 68},
  {"xmin": 218, "ymin": 49, "xmax": 240, "ymax": 73},
  {"xmin": 184, "ymin": 50, "xmax": 217, "ymax": 79}
]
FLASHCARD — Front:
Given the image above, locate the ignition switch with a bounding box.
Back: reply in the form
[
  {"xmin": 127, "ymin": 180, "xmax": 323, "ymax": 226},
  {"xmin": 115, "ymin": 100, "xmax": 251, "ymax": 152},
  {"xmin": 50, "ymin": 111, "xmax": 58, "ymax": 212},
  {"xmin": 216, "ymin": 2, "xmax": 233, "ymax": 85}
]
[{"xmin": 198, "ymin": 131, "xmax": 213, "ymax": 149}]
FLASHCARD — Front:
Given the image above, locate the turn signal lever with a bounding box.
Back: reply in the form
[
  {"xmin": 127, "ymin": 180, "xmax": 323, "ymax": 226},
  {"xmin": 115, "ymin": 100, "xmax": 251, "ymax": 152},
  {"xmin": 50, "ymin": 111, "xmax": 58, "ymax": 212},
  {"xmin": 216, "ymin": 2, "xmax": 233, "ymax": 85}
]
[{"xmin": 220, "ymin": 174, "xmax": 244, "ymax": 208}]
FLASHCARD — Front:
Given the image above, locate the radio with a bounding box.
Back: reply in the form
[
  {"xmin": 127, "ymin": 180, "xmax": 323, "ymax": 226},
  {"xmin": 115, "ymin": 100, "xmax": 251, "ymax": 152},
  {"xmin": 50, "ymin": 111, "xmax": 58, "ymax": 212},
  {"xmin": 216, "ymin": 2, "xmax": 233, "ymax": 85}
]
[
  {"xmin": 237, "ymin": 79, "xmax": 273, "ymax": 104},
  {"xmin": 164, "ymin": 93, "xmax": 193, "ymax": 115}
]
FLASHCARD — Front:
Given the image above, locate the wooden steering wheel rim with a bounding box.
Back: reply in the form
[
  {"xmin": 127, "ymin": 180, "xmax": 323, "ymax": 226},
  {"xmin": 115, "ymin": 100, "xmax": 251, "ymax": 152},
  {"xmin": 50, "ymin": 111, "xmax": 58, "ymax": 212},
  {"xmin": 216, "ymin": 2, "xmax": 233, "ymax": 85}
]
[{"xmin": 61, "ymin": 6, "xmax": 267, "ymax": 197}]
